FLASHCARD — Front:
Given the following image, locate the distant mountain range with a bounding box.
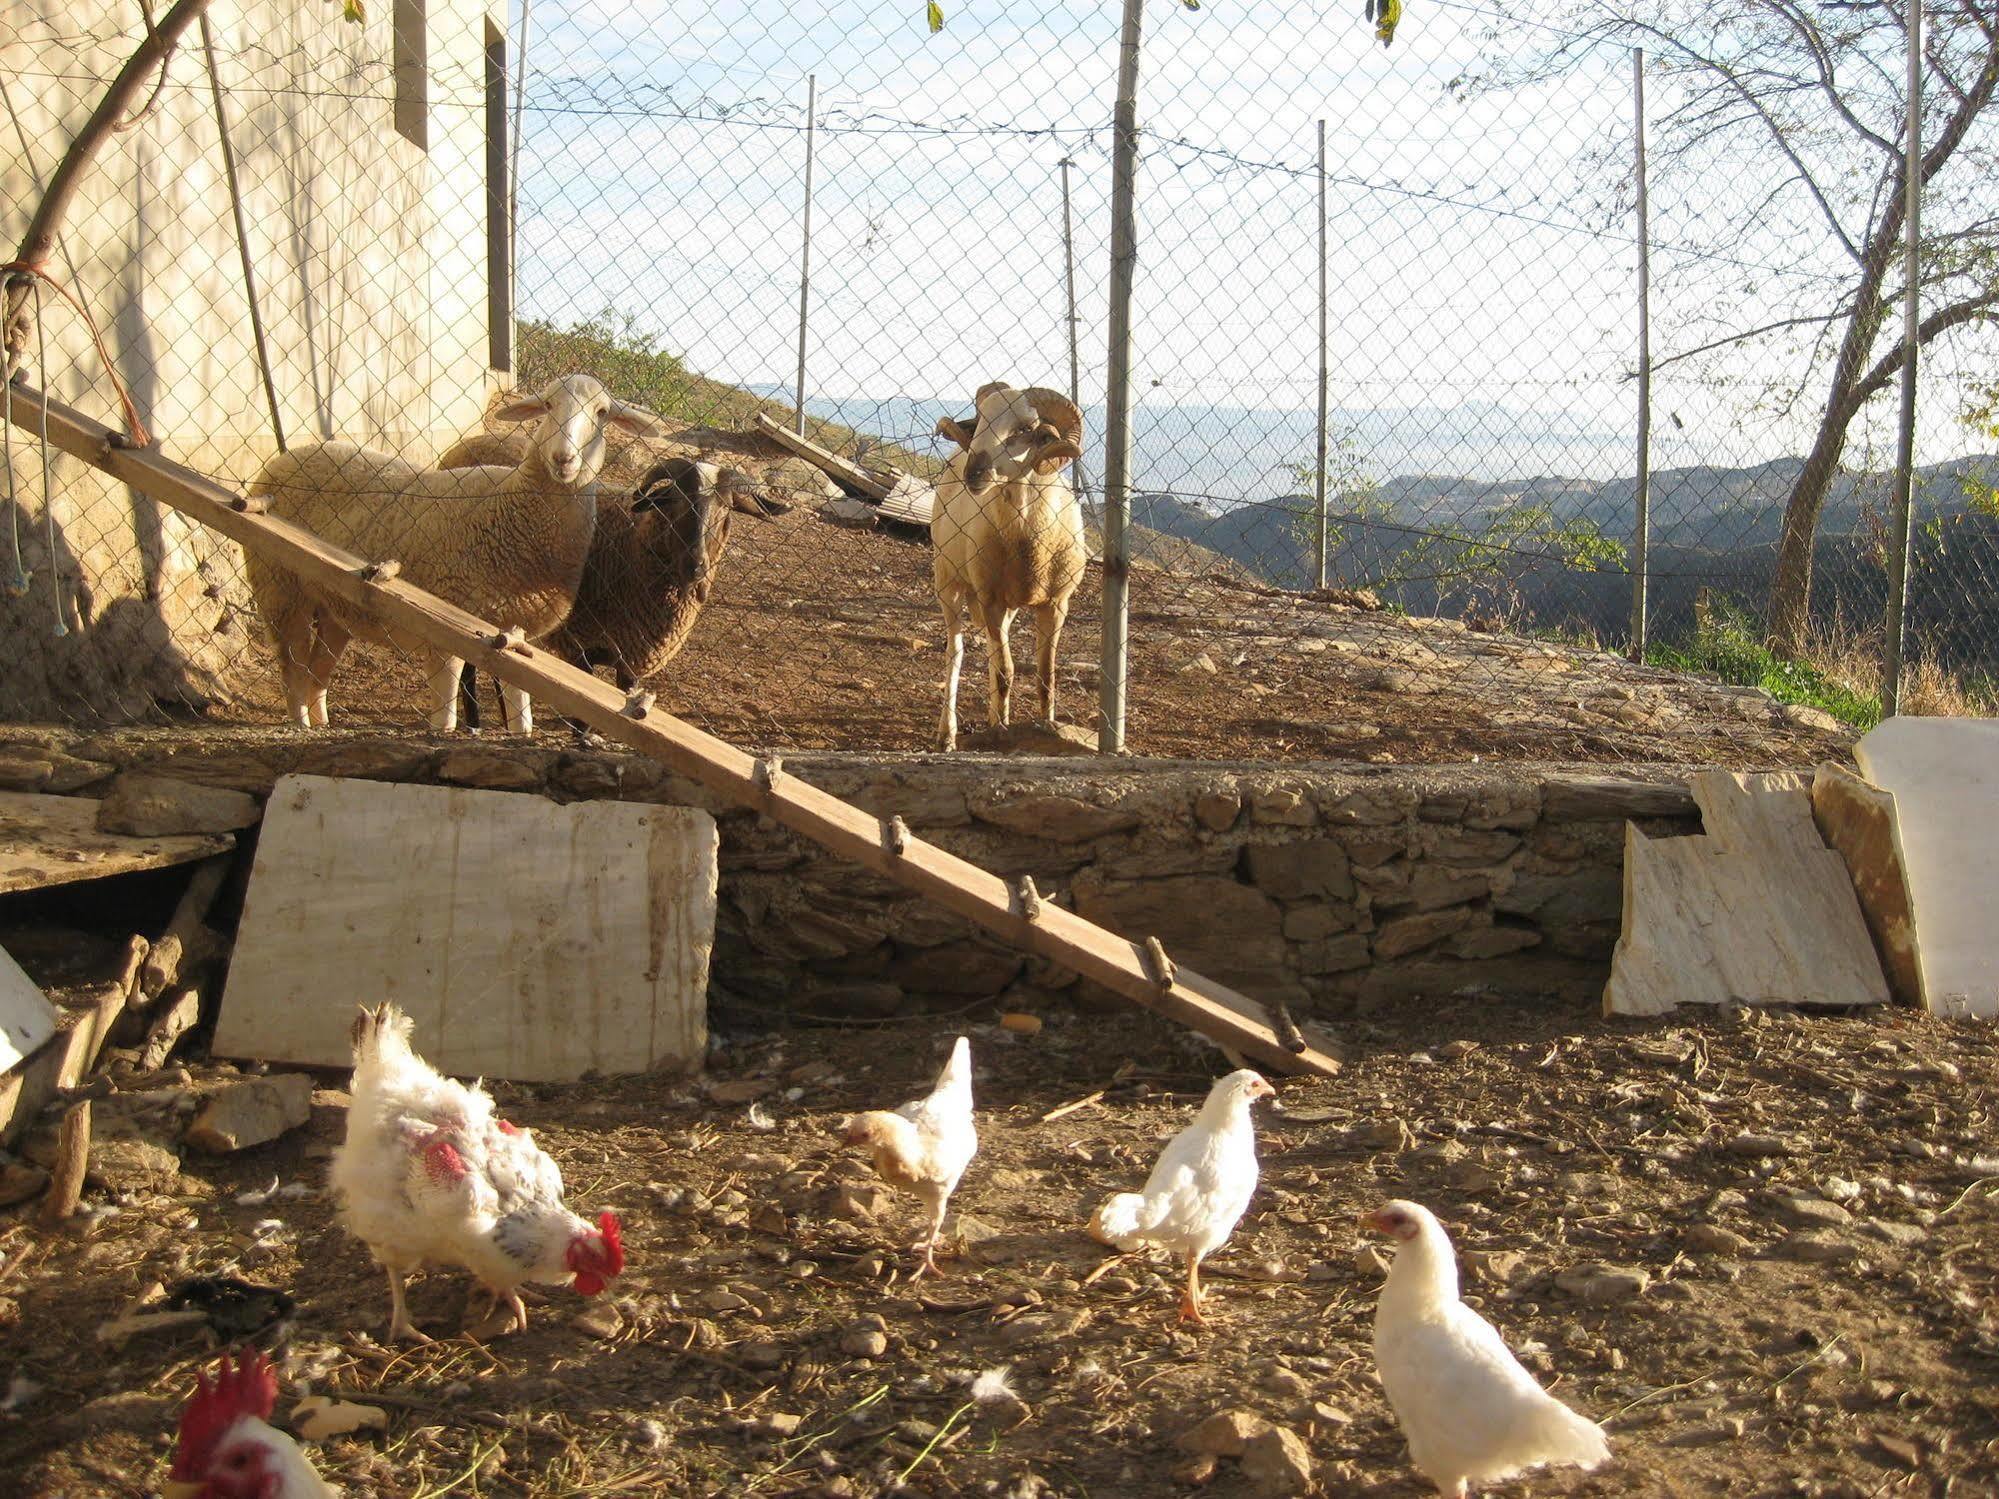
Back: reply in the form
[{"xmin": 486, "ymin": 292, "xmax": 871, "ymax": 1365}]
[{"xmin": 761, "ymin": 387, "xmax": 1999, "ymax": 667}]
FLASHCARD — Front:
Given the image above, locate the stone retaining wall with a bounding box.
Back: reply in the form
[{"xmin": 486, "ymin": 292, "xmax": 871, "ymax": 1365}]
[{"xmin": 0, "ymin": 727, "xmax": 1705, "ymax": 1019}]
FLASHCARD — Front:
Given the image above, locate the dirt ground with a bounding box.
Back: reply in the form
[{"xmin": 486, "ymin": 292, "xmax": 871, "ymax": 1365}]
[
  {"xmin": 206, "ymin": 462, "xmax": 1848, "ymax": 770},
  {"xmin": 4, "ymin": 991, "xmax": 1996, "ymax": 1499}
]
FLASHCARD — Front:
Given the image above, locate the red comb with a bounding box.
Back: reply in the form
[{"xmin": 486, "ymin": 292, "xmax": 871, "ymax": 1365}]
[
  {"xmin": 170, "ymin": 1349, "xmax": 278, "ymax": 1479},
  {"xmin": 598, "ymin": 1210, "xmax": 624, "ymax": 1274}
]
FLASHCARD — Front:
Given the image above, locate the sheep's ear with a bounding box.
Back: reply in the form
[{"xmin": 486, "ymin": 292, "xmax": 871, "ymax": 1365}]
[
  {"xmin": 1032, "ymin": 440, "xmax": 1082, "ymax": 475},
  {"xmin": 935, "ymin": 416, "xmax": 975, "ymax": 450},
  {"xmin": 607, "ymin": 401, "xmax": 673, "ymax": 439},
  {"xmin": 493, "ymin": 394, "xmax": 549, "ymax": 423}
]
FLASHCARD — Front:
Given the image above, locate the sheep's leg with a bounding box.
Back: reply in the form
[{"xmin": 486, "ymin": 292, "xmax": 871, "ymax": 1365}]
[
  {"xmin": 274, "ymin": 614, "xmax": 319, "ymax": 729},
  {"xmin": 936, "ymin": 593, "xmax": 967, "ymax": 751},
  {"xmin": 499, "ymin": 680, "xmax": 533, "ymax": 736},
  {"xmin": 425, "ymin": 654, "xmax": 465, "ymax": 732},
  {"xmin": 1032, "ymin": 598, "xmax": 1070, "ymax": 728},
  {"xmin": 304, "ymin": 617, "xmax": 348, "ymax": 729},
  {"xmin": 456, "ymin": 663, "xmax": 482, "ymax": 734},
  {"xmin": 983, "ymin": 606, "xmax": 1017, "ymax": 731}
]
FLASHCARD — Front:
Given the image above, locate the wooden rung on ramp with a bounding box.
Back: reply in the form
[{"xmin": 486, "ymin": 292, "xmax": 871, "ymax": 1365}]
[{"xmin": 8, "ymin": 385, "xmax": 1339, "ymax": 1079}]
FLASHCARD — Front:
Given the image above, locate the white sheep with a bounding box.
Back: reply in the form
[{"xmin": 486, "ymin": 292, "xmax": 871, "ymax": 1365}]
[
  {"xmin": 930, "ymin": 383, "xmax": 1086, "ymax": 751},
  {"xmin": 244, "ymin": 374, "xmax": 670, "ymax": 733}
]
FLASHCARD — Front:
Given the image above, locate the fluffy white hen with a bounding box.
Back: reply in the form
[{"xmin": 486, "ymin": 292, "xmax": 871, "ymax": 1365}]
[
  {"xmin": 842, "ymin": 1034, "xmax": 978, "ymax": 1277},
  {"xmin": 1366, "ymin": 1200, "xmax": 1611, "ymax": 1497},
  {"xmin": 330, "ymin": 1003, "xmax": 624, "ymax": 1341},
  {"xmin": 161, "ymin": 1349, "xmax": 336, "ymax": 1499},
  {"xmin": 1088, "ymin": 1068, "xmax": 1276, "ymax": 1323}
]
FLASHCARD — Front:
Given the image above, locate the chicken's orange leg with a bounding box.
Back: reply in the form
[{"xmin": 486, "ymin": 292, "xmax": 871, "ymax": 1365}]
[
  {"xmin": 1178, "ymin": 1251, "xmax": 1208, "ymax": 1324},
  {"xmin": 910, "ymin": 1198, "xmax": 948, "ymax": 1280},
  {"xmin": 385, "ymin": 1265, "xmax": 433, "ymax": 1344}
]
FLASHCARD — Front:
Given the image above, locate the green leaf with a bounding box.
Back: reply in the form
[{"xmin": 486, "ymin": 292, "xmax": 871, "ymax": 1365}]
[
  {"xmin": 927, "ymin": 2, "xmax": 943, "ymax": 33},
  {"xmin": 339, "ymin": 0, "xmax": 366, "ymax": 20},
  {"xmin": 1181, "ymin": 1, "xmax": 1202, "ymax": 10}
]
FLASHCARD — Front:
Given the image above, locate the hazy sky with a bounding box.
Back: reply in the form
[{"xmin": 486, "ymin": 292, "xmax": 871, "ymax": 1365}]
[{"xmin": 500, "ymin": 0, "xmax": 1988, "ymax": 485}]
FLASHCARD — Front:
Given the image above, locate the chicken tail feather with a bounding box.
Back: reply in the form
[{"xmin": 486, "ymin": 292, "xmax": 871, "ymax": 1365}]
[
  {"xmin": 351, "ymin": 1002, "xmax": 415, "ymax": 1067},
  {"xmin": 1088, "ymin": 1191, "xmax": 1149, "ymax": 1249}
]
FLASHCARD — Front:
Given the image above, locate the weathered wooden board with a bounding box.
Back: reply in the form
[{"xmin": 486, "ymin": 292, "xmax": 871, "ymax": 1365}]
[
  {"xmin": 753, "ymin": 413, "xmax": 897, "ymax": 499},
  {"xmin": 877, "ymin": 472, "xmax": 937, "ymax": 529},
  {"xmin": 214, "ymin": 775, "xmax": 716, "ymax": 1081},
  {"xmin": 0, "ymin": 792, "xmax": 235, "ymax": 894},
  {"xmin": 1604, "ymin": 770, "xmax": 1890, "ymax": 1016},
  {"xmin": 0, "ymin": 982, "xmax": 124, "ymax": 1147},
  {"xmin": 1855, "ymin": 717, "xmax": 1999, "ymax": 1018},
  {"xmin": 1811, "ymin": 762, "xmax": 1924, "ymax": 1008},
  {"xmin": 0, "ymin": 943, "xmax": 58, "ymax": 1073}
]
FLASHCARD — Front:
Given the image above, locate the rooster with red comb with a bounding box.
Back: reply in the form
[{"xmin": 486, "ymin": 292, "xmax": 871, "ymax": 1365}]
[
  {"xmin": 330, "ymin": 1004, "xmax": 626, "ymax": 1341},
  {"xmin": 163, "ymin": 1350, "xmax": 336, "ymax": 1499}
]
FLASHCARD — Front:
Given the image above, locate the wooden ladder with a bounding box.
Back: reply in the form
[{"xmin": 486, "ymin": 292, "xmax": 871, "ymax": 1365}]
[{"xmin": 10, "ymin": 386, "xmax": 1340, "ymax": 1078}]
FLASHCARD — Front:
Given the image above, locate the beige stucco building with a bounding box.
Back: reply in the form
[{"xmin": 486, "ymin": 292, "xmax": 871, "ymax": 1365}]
[{"xmin": 1, "ymin": 0, "xmax": 511, "ymax": 720}]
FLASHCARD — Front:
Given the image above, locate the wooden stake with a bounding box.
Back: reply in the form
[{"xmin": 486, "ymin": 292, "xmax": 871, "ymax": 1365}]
[{"xmin": 38, "ymin": 1099, "xmax": 89, "ymax": 1225}]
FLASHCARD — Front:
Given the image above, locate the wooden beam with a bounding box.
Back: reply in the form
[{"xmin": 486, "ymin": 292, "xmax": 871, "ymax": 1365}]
[
  {"xmin": 10, "ymin": 385, "xmax": 1338, "ymax": 1078},
  {"xmin": 0, "ymin": 791, "xmax": 235, "ymax": 895},
  {"xmin": 753, "ymin": 412, "xmax": 895, "ymax": 500}
]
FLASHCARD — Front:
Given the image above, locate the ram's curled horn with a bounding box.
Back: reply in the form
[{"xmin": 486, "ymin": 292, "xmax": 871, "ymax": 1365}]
[
  {"xmin": 1021, "ymin": 387, "xmax": 1084, "ymax": 471},
  {"xmin": 935, "ymin": 414, "xmax": 977, "ymax": 450}
]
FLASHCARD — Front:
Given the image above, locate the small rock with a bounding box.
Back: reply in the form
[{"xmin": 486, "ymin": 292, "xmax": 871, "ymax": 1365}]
[
  {"xmin": 840, "ymin": 1325, "xmax": 889, "ymax": 1359},
  {"xmin": 1554, "ymin": 1264, "xmax": 1651, "ymax": 1304},
  {"xmin": 1438, "ymin": 1040, "xmax": 1479, "ymax": 1060},
  {"xmin": 1861, "ymin": 1219, "xmax": 1926, "ymax": 1248},
  {"xmin": 1240, "ymin": 1427, "xmax": 1314, "ymax": 1496},
  {"xmin": 1559, "ymin": 1171, "xmax": 1622, "ymax": 1200},
  {"xmin": 1778, "ymin": 1231, "xmax": 1862, "ymax": 1264},
  {"xmin": 827, "ymin": 1183, "xmax": 891, "ymax": 1221},
  {"xmin": 708, "ymin": 1078, "xmax": 774, "ymax": 1106},
  {"xmin": 184, "ymin": 1075, "xmax": 314, "ymax": 1154},
  {"xmin": 0, "ymin": 1160, "xmax": 49, "ymax": 1208},
  {"xmin": 573, "ymin": 1303, "xmax": 623, "ymax": 1339},
  {"xmin": 96, "ymin": 774, "xmax": 260, "ymax": 836},
  {"xmin": 1173, "ymin": 1453, "xmax": 1219, "ymax": 1485},
  {"xmin": 763, "ymin": 1411, "xmax": 805, "ymax": 1436},
  {"xmin": 1352, "ymin": 1244, "xmax": 1389, "ymax": 1278},
  {"xmin": 1683, "ymin": 1224, "xmax": 1751, "ymax": 1256},
  {"xmin": 1725, "ymin": 1132, "xmax": 1801, "ymax": 1157},
  {"xmin": 1305, "ymin": 1401, "xmax": 1352, "ymax": 1432},
  {"xmin": 290, "ymin": 1397, "xmax": 388, "ymax": 1441},
  {"xmin": 1176, "ymin": 1409, "xmax": 1273, "ymax": 1458},
  {"xmin": 1462, "ymin": 1249, "xmax": 1525, "ymax": 1285},
  {"xmin": 1760, "ymin": 1193, "xmax": 1854, "ymax": 1230},
  {"xmin": 1261, "ymin": 1367, "xmax": 1312, "ymax": 1398},
  {"xmin": 702, "ymin": 1289, "xmax": 752, "ymax": 1313},
  {"xmin": 1873, "ymin": 1434, "xmax": 1922, "ymax": 1469},
  {"xmin": 740, "ymin": 1341, "xmax": 788, "ymax": 1371}
]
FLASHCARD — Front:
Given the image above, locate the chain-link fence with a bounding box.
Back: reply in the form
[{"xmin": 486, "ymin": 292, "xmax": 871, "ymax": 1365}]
[{"xmin": 4, "ymin": 0, "xmax": 1996, "ymax": 759}]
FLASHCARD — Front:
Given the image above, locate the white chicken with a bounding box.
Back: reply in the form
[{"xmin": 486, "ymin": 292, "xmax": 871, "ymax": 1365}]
[
  {"xmin": 1365, "ymin": 1200, "xmax": 1611, "ymax": 1497},
  {"xmin": 330, "ymin": 1003, "xmax": 624, "ymax": 1342},
  {"xmin": 1088, "ymin": 1068, "xmax": 1276, "ymax": 1323},
  {"xmin": 841, "ymin": 1034, "xmax": 978, "ymax": 1277},
  {"xmin": 161, "ymin": 1349, "xmax": 337, "ymax": 1499}
]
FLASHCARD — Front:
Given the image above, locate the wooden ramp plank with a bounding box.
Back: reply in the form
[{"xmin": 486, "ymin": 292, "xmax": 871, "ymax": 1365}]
[
  {"xmin": 214, "ymin": 776, "xmax": 715, "ymax": 1081},
  {"xmin": 11, "ymin": 385, "xmax": 1338, "ymax": 1079},
  {"xmin": 1604, "ymin": 770, "xmax": 1889, "ymax": 1017},
  {"xmin": 0, "ymin": 791, "xmax": 235, "ymax": 895},
  {"xmin": 1854, "ymin": 718, "xmax": 1999, "ymax": 1018},
  {"xmin": 1811, "ymin": 762, "xmax": 1924, "ymax": 1009},
  {"xmin": 753, "ymin": 413, "xmax": 897, "ymax": 500}
]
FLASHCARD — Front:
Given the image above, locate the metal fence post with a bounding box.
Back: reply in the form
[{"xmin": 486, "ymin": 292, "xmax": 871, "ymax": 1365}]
[
  {"xmin": 794, "ymin": 73, "xmax": 817, "ymax": 437},
  {"xmin": 1059, "ymin": 155, "xmax": 1088, "ymax": 500},
  {"xmin": 199, "ymin": 13, "xmax": 284, "ymax": 455},
  {"xmin": 1629, "ymin": 47, "xmax": 1650, "ymax": 662},
  {"xmin": 508, "ymin": 0, "xmax": 533, "ymax": 329},
  {"xmin": 1314, "ymin": 117, "xmax": 1329, "ymax": 591},
  {"xmin": 1098, "ymin": 0, "xmax": 1145, "ymax": 755},
  {"xmin": 1883, "ymin": 0, "xmax": 1922, "ymax": 717}
]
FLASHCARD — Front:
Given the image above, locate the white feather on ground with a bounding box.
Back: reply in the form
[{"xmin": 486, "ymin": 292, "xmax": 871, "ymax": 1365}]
[
  {"xmin": 1088, "ymin": 1068, "xmax": 1276, "ymax": 1322},
  {"xmin": 842, "ymin": 1035, "xmax": 978, "ymax": 1276},
  {"xmin": 1366, "ymin": 1199, "xmax": 1611, "ymax": 1497}
]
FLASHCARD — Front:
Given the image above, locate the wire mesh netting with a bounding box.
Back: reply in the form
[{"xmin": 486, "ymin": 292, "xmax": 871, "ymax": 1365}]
[{"xmin": 3, "ymin": 0, "xmax": 1997, "ymax": 758}]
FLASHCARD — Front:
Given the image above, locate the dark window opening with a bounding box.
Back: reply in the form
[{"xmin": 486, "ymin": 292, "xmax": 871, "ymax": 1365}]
[
  {"xmin": 393, "ymin": 0, "xmax": 429, "ymax": 150},
  {"xmin": 485, "ymin": 21, "xmax": 512, "ymax": 373}
]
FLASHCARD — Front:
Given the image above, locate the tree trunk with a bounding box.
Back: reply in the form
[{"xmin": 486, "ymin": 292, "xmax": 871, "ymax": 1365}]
[{"xmin": 2, "ymin": 0, "xmax": 213, "ymax": 376}]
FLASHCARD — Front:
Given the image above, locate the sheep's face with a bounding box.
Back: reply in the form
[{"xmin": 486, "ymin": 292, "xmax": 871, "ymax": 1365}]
[
  {"xmin": 954, "ymin": 385, "xmax": 1084, "ymax": 495},
  {"xmin": 633, "ymin": 459, "xmax": 734, "ymax": 595},
  {"xmin": 496, "ymin": 374, "xmax": 672, "ymax": 490}
]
